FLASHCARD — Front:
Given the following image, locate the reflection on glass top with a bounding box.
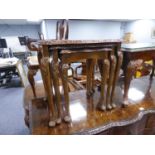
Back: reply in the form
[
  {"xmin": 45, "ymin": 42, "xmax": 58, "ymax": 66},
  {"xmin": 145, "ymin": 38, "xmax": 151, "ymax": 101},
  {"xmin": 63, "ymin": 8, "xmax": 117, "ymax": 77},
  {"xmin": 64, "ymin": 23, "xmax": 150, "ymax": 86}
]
[{"xmin": 122, "ymin": 43, "xmax": 155, "ymax": 51}]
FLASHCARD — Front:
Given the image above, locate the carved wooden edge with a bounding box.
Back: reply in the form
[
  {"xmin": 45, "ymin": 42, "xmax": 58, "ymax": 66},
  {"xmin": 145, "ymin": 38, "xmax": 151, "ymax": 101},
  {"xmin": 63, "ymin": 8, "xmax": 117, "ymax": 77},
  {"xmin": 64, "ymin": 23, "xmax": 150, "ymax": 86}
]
[
  {"xmin": 41, "ymin": 39, "xmax": 121, "ymax": 45},
  {"xmin": 26, "ymin": 38, "xmax": 41, "ymax": 52},
  {"xmin": 49, "ymin": 44, "xmax": 121, "ymax": 51},
  {"xmin": 75, "ymin": 109, "xmax": 155, "ymax": 135}
]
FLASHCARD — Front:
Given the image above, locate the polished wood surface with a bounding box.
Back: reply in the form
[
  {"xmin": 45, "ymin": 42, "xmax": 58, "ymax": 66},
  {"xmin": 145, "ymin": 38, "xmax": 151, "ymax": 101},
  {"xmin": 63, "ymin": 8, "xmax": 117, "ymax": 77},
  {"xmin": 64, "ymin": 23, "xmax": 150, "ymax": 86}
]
[{"xmin": 29, "ymin": 76, "xmax": 155, "ymax": 134}]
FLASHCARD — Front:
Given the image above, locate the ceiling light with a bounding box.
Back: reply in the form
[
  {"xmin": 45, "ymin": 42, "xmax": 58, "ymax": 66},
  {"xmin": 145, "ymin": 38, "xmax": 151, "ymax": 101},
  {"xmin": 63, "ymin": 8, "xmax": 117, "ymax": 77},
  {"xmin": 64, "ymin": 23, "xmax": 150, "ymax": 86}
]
[{"xmin": 26, "ymin": 19, "xmax": 41, "ymax": 22}]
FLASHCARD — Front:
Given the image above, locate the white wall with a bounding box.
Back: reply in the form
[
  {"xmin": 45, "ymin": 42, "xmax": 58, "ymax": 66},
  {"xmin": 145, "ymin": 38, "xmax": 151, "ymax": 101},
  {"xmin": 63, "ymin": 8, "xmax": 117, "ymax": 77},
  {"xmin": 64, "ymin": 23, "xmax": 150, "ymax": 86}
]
[
  {"xmin": 69, "ymin": 20, "xmax": 122, "ymax": 40},
  {"xmin": 40, "ymin": 20, "xmax": 48, "ymax": 39},
  {"xmin": 41, "ymin": 20, "xmax": 57, "ymax": 39},
  {"xmin": 3, "ymin": 36, "xmax": 27, "ymax": 53},
  {"xmin": 124, "ymin": 20, "xmax": 155, "ymax": 42},
  {"xmin": 0, "ymin": 24, "xmax": 40, "ymax": 38},
  {"xmin": 41, "ymin": 19, "xmax": 122, "ymax": 40},
  {"xmin": 0, "ymin": 24, "xmax": 40, "ymax": 52}
]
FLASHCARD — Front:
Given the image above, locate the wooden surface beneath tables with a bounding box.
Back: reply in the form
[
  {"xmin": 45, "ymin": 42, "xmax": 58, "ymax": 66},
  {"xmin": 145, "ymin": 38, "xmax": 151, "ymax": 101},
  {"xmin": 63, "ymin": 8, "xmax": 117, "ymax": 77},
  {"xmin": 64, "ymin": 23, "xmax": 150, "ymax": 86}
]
[{"xmin": 29, "ymin": 76, "xmax": 155, "ymax": 135}]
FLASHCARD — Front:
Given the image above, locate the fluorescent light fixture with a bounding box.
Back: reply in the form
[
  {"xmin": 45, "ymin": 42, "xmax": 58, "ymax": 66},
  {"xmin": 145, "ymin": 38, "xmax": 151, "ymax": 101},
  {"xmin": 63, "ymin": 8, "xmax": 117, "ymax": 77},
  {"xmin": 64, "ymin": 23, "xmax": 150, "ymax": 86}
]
[{"xmin": 26, "ymin": 19, "xmax": 41, "ymax": 22}]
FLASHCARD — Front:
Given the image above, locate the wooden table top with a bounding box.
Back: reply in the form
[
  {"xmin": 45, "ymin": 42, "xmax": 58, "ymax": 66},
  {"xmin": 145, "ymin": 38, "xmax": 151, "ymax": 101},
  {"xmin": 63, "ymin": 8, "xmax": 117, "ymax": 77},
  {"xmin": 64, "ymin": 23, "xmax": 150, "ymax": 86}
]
[
  {"xmin": 39, "ymin": 39, "xmax": 122, "ymax": 45},
  {"xmin": 31, "ymin": 39, "xmax": 155, "ymax": 53},
  {"xmin": 29, "ymin": 39, "xmax": 122, "ymax": 51},
  {"xmin": 29, "ymin": 76, "xmax": 155, "ymax": 135}
]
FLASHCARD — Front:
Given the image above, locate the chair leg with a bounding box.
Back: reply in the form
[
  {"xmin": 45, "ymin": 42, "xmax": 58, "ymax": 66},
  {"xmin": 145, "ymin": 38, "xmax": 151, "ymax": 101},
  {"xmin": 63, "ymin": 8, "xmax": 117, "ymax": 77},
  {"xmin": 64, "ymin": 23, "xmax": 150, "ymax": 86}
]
[
  {"xmin": 61, "ymin": 63, "xmax": 71, "ymax": 123},
  {"xmin": 97, "ymin": 59, "xmax": 110, "ymax": 111}
]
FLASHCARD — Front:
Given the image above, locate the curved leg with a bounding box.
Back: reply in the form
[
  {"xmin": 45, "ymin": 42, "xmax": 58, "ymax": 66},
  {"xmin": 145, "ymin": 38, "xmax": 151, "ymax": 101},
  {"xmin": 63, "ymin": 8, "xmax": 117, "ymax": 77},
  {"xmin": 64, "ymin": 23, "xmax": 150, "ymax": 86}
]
[
  {"xmin": 51, "ymin": 61, "xmax": 62, "ymax": 124},
  {"xmin": 110, "ymin": 52, "xmax": 123, "ymax": 108},
  {"xmin": 106, "ymin": 55, "xmax": 116, "ymax": 110},
  {"xmin": 123, "ymin": 59, "xmax": 143, "ymax": 106},
  {"xmin": 41, "ymin": 57, "xmax": 56, "ymax": 127},
  {"xmin": 27, "ymin": 68, "xmax": 38, "ymax": 98},
  {"xmin": 150, "ymin": 59, "xmax": 155, "ymax": 79},
  {"xmin": 60, "ymin": 63, "xmax": 71, "ymax": 123},
  {"xmin": 97, "ymin": 59, "xmax": 110, "ymax": 111},
  {"xmin": 24, "ymin": 109, "xmax": 29, "ymax": 127}
]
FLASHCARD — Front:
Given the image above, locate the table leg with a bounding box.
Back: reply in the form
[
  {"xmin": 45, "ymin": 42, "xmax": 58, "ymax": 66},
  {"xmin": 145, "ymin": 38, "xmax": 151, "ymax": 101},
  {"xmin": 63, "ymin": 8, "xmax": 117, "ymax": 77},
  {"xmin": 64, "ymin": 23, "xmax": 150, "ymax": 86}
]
[
  {"xmin": 106, "ymin": 55, "xmax": 116, "ymax": 110},
  {"xmin": 123, "ymin": 59, "xmax": 143, "ymax": 106},
  {"xmin": 40, "ymin": 57, "xmax": 56, "ymax": 127},
  {"xmin": 51, "ymin": 60, "xmax": 62, "ymax": 124},
  {"xmin": 97, "ymin": 59, "xmax": 110, "ymax": 111},
  {"xmin": 50, "ymin": 49, "xmax": 63, "ymax": 124},
  {"xmin": 110, "ymin": 52, "xmax": 123, "ymax": 108},
  {"xmin": 90, "ymin": 59, "xmax": 95, "ymax": 94},
  {"xmin": 86, "ymin": 59, "xmax": 94, "ymax": 97},
  {"xmin": 60, "ymin": 63, "xmax": 71, "ymax": 123},
  {"xmin": 27, "ymin": 68, "xmax": 38, "ymax": 98},
  {"xmin": 150, "ymin": 59, "xmax": 155, "ymax": 79}
]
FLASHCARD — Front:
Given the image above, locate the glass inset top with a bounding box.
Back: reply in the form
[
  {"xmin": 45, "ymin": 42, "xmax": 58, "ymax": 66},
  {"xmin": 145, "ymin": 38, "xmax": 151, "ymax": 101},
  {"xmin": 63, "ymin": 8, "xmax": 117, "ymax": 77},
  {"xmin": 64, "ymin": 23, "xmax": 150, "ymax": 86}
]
[{"xmin": 122, "ymin": 43, "xmax": 155, "ymax": 52}]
